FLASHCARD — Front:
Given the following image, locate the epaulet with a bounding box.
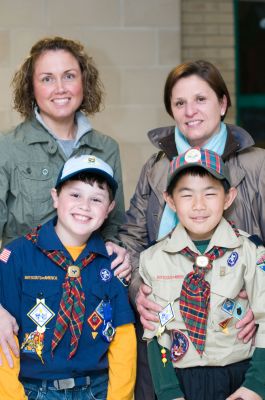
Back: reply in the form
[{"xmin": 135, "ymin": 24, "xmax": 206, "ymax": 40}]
[
  {"xmin": 248, "ymin": 234, "xmax": 264, "ymax": 247},
  {"xmin": 154, "ymin": 150, "xmax": 165, "ymax": 163}
]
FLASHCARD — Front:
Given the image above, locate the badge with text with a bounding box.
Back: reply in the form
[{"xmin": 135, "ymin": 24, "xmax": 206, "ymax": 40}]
[{"xmin": 170, "ymin": 329, "xmax": 189, "ymax": 362}]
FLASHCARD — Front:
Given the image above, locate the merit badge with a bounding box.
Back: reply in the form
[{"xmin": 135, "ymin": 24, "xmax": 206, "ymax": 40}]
[
  {"xmin": 170, "ymin": 330, "xmax": 189, "ymax": 362},
  {"xmin": 227, "ymin": 251, "xmax": 239, "ymax": 267},
  {"xmin": 158, "ymin": 303, "xmax": 175, "ymax": 327},
  {"xmin": 100, "ymin": 268, "xmax": 112, "ymax": 282},
  {"xmin": 101, "ymin": 300, "xmax": 116, "ymax": 343},
  {"xmin": 233, "ymin": 302, "xmax": 245, "ymax": 320},
  {"xmin": 27, "ymin": 298, "xmax": 55, "ymax": 332},
  {"xmin": 221, "ymin": 298, "xmax": 236, "ymax": 316},
  {"xmin": 87, "ymin": 311, "xmax": 103, "ymax": 330}
]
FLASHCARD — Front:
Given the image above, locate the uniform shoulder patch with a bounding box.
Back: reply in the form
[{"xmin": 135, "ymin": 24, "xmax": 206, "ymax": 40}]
[{"xmin": 0, "ymin": 248, "xmax": 11, "ymax": 263}]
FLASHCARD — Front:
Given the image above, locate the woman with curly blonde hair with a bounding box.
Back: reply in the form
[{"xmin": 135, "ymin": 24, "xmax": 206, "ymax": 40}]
[{"xmin": 0, "ymin": 36, "xmax": 131, "ymax": 377}]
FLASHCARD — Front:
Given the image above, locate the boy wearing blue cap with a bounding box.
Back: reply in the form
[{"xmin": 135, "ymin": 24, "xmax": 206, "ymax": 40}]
[
  {"xmin": 139, "ymin": 148, "xmax": 265, "ymax": 400},
  {"xmin": 0, "ymin": 155, "xmax": 136, "ymax": 400}
]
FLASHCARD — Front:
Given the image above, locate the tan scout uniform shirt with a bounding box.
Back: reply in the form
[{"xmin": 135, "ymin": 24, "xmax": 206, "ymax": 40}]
[{"xmin": 139, "ymin": 217, "xmax": 265, "ymax": 368}]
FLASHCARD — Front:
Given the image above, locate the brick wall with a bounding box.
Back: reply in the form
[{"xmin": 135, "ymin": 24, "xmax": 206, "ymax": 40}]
[{"xmin": 181, "ymin": 0, "xmax": 236, "ymax": 124}]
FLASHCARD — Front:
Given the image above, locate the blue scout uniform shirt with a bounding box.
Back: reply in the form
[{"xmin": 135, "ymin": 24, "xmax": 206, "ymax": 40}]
[{"xmin": 0, "ymin": 218, "xmax": 135, "ymax": 380}]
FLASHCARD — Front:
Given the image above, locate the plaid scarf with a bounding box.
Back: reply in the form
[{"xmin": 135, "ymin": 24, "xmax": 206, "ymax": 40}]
[
  {"xmin": 26, "ymin": 226, "xmax": 96, "ymax": 358},
  {"xmin": 179, "ymin": 222, "xmax": 239, "ymax": 356}
]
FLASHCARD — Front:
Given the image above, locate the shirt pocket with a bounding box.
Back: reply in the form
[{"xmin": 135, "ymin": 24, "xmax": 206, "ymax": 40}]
[
  {"xmin": 152, "ymin": 280, "xmax": 186, "ymax": 329},
  {"xmin": 20, "ymin": 283, "xmax": 60, "ymax": 360},
  {"xmin": 210, "ymin": 272, "xmax": 247, "ymax": 333},
  {"xmin": 15, "ymin": 162, "xmax": 57, "ymax": 222}
]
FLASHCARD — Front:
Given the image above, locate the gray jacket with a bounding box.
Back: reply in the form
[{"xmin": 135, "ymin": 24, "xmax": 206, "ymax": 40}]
[
  {"xmin": 0, "ymin": 117, "xmax": 124, "ymax": 246},
  {"xmin": 119, "ymin": 124, "xmax": 265, "ymax": 305}
]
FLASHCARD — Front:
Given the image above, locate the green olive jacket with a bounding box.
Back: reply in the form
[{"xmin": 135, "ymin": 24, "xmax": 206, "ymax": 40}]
[
  {"xmin": 0, "ymin": 117, "xmax": 124, "ymax": 246},
  {"xmin": 119, "ymin": 124, "xmax": 265, "ymax": 306}
]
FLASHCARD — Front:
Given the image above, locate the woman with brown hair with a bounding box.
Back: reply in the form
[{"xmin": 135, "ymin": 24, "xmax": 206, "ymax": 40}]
[{"xmin": 119, "ymin": 60, "xmax": 265, "ymax": 399}]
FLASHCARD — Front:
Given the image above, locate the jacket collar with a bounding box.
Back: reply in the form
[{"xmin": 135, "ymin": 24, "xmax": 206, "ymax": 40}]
[
  {"xmin": 23, "ymin": 117, "xmax": 105, "ymax": 152},
  {"xmin": 147, "ymin": 124, "xmax": 255, "ymax": 160},
  {"xmin": 163, "ymin": 217, "xmax": 241, "ymax": 254}
]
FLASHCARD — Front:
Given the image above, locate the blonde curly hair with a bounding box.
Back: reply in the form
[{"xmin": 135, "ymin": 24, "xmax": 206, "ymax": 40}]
[{"xmin": 12, "ymin": 36, "xmax": 104, "ymax": 119}]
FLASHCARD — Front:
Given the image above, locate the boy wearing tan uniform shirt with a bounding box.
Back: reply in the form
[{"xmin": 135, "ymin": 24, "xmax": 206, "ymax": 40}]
[{"xmin": 140, "ymin": 148, "xmax": 265, "ymax": 400}]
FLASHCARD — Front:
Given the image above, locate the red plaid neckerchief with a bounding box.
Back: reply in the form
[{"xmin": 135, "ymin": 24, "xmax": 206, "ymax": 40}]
[
  {"xmin": 179, "ymin": 222, "xmax": 239, "ymax": 356},
  {"xmin": 26, "ymin": 226, "xmax": 96, "ymax": 358}
]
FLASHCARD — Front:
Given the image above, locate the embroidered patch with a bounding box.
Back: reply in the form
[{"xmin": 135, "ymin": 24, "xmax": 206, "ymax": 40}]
[
  {"xmin": 158, "ymin": 303, "xmax": 175, "ymax": 327},
  {"xmin": 221, "ymin": 298, "xmax": 236, "ymax": 316},
  {"xmin": 91, "ymin": 332, "xmax": 98, "ymax": 339},
  {"xmin": 100, "ymin": 268, "xmax": 112, "ymax": 282},
  {"xmin": 0, "ymin": 248, "xmax": 11, "ymax": 263},
  {"xmin": 258, "ymin": 264, "xmax": 265, "ymax": 272},
  {"xmin": 87, "ymin": 311, "xmax": 103, "ymax": 330},
  {"xmin": 219, "ymin": 317, "xmax": 233, "ymax": 329},
  {"xmin": 233, "ymin": 303, "xmax": 245, "ymax": 320},
  {"xmin": 257, "ymin": 253, "xmax": 265, "ymax": 265},
  {"xmin": 95, "ymin": 301, "xmax": 104, "ymax": 319},
  {"xmin": 156, "ymin": 274, "xmax": 184, "ymax": 280},
  {"xmin": 170, "ymin": 330, "xmax": 189, "ymax": 362},
  {"xmin": 227, "ymin": 251, "xmax": 239, "ymax": 267},
  {"xmin": 24, "ymin": 275, "xmax": 58, "ymax": 280},
  {"xmin": 27, "ymin": 300, "xmax": 55, "ymax": 327}
]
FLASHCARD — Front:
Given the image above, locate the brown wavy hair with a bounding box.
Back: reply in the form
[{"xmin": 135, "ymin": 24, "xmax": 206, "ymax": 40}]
[
  {"xmin": 164, "ymin": 60, "xmax": 231, "ymax": 121},
  {"xmin": 11, "ymin": 36, "xmax": 104, "ymax": 119}
]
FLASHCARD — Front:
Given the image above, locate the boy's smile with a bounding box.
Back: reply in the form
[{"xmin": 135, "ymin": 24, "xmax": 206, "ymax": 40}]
[
  {"xmin": 51, "ymin": 180, "xmax": 115, "ymax": 246},
  {"xmin": 165, "ymin": 173, "xmax": 236, "ymax": 241}
]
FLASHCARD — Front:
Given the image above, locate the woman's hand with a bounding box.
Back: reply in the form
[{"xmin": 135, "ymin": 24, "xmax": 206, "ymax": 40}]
[
  {"xmin": 0, "ymin": 305, "xmax": 19, "ymax": 368},
  {"xmin": 226, "ymin": 386, "xmax": 262, "ymax": 400},
  {"xmin": 136, "ymin": 283, "xmax": 162, "ymax": 330},
  {"xmin": 236, "ymin": 291, "xmax": 257, "ymax": 343},
  {"xmin": 105, "ymin": 241, "xmax": 131, "ymax": 281}
]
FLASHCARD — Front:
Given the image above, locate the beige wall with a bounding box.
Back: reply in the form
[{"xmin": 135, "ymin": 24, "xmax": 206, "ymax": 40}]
[
  {"xmin": 181, "ymin": 0, "xmax": 236, "ymax": 124},
  {"xmin": 0, "ymin": 0, "xmax": 181, "ymax": 206}
]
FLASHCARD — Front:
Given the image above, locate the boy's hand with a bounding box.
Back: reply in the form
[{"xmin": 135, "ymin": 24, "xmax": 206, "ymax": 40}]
[
  {"xmin": 0, "ymin": 305, "xmax": 19, "ymax": 368},
  {"xmin": 105, "ymin": 242, "xmax": 131, "ymax": 281},
  {"xmin": 226, "ymin": 386, "xmax": 262, "ymax": 400},
  {"xmin": 236, "ymin": 290, "xmax": 257, "ymax": 343},
  {"xmin": 136, "ymin": 283, "xmax": 162, "ymax": 330}
]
